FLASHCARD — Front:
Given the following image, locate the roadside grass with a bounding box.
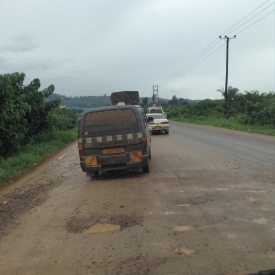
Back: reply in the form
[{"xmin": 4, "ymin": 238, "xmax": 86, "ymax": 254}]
[
  {"xmin": 172, "ymin": 116, "xmax": 275, "ymax": 136},
  {"xmin": 0, "ymin": 127, "xmax": 78, "ymax": 187}
]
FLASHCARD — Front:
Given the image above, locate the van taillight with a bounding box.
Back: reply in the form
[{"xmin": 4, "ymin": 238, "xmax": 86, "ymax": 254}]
[
  {"xmin": 78, "ymin": 143, "xmax": 84, "ymax": 158},
  {"xmin": 141, "ymin": 137, "xmax": 147, "ymax": 149}
]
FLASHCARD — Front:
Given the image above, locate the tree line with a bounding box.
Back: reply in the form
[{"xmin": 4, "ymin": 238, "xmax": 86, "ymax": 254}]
[{"xmin": 163, "ymin": 87, "xmax": 275, "ymax": 127}]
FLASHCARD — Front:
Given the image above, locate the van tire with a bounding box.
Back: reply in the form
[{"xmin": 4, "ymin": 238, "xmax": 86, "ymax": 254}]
[
  {"xmin": 165, "ymin": 130, "xmax": 169, "ymax": 134},
  {"xmin": 92, "ymin": 171, "xmax": 99, "ymax": 177},
  {"xmin": 142, "ymin": 163, "xmax": 150, "ymax": 173}
]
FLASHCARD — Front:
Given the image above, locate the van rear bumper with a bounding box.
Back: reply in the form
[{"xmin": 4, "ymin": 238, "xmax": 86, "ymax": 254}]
[{"xmin": 80, "ymin": 154, "xmax": 149, "ymax": 172}]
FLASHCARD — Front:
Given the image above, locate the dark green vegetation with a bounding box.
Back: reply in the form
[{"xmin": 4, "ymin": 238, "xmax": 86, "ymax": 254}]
[
  {"xmin": 163, "ymin": 87, "xmax": 275, "ymax": 135},
  {"xmin": 0, "ymin": 72, "xmax": 80, "ymax": 186},
  {"xmin": 0, "ymin": 128, "xmax": 78, "ymax": 187}
]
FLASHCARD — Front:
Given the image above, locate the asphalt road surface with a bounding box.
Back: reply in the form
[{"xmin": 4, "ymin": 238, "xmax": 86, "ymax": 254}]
[{"xmin": 1, "ymin": 121, "xmax": 275, "ymax": 275}]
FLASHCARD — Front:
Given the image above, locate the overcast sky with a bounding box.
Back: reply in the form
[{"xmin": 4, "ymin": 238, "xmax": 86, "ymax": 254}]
[{"xmin": 0, "ymin": 0, "xmax": 274, "ymax": 100}]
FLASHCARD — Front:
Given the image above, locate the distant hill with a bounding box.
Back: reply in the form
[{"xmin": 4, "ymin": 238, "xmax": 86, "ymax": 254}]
[
  {"xmin": 46, "ymin": 93, "xmax": 200, "ymax": 109},
  {"xmin": 46, "ymin": 94, "xmax": 112, "ymax": 109}
]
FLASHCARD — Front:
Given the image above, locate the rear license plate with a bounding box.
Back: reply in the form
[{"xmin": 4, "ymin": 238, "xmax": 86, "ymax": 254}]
[
  {"xmin": 156, "ymin": 126, "xmax": 161, "ymax": 130},
  {"xmin": 103, "ymin": 148, "xmax": 124, "ymax": 154}
]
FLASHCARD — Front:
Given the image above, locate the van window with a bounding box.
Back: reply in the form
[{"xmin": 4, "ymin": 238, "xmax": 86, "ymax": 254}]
[
  {"xmin": 84, "ymin": 109, "xmax": 140, "ymax": 136},
  {"xmin": 149, "ymin": 108, "xmax": 162, "ymax": 114}
]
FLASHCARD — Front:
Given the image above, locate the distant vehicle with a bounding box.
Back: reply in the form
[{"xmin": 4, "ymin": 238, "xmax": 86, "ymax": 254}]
[
  {"xmin": 147, "ymin": 106, "xmax": 164, "ymax": 115},
  {"xmin": 146, "ymin": 113, "xmax": 169, "ymax": 134},
  {"xmin": 78, "ymin": 92, "xmax": 152, "ymax": 177}
]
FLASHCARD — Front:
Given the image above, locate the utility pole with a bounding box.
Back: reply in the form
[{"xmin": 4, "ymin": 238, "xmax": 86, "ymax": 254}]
[
  {"xmin": 152, "ymin": 85, "xmax": 159, "ymax": 106},
  {"xmin": 219, "ymin": 35, "xmax": 236, "ymax": 118}
]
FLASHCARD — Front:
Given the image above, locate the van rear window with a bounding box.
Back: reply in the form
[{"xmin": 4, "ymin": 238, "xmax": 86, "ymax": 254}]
[
  {"xmin": 149, "ymin": 109, "xmax": 162, "ymax": 114},
  {"xmin": 84, "ymin": 109, "xmax": 140, "ymax": 136}
]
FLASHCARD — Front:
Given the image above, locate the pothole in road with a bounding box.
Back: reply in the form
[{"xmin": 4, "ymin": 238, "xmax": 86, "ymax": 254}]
[
  {"xmin": 84, "ymin": 223, "xmax": 120, "ymax": 233},
  {"xmin": 66, "ymin": 213, "xmax": 143, "ymax": 233}
]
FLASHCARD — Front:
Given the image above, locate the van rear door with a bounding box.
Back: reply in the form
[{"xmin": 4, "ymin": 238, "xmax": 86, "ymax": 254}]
[{"xmin": 80, "ymin": 108, "xmax": 146, "ymax": 171}]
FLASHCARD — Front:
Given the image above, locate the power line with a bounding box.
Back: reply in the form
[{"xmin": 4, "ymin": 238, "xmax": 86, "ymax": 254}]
[
  {"xmin": 176, "ymin": 42, "xmax": 226, "ymax": 76},
  {"xmin": 235, "ymin": 8, "xmax": 275, "ymax": 35},
  {"xmin": 160, "ymin": 40, "xmax": 222, "ymax": 85},
  {"xmin": 227, "ymin": 2, "xmax": 275, "ymax": 35},
  {"xmin": 221, "ymin": 0, "xmax": 270, "ymax": 35},
  {"xmin": 159, "ymin": 0, "xmax": 274, "ymax": 87}
]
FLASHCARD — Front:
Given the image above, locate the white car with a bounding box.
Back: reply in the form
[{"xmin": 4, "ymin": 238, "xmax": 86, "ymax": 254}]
[{"xmin": 146, "ymin": 114, "xmax": 169, "ymax": 134}]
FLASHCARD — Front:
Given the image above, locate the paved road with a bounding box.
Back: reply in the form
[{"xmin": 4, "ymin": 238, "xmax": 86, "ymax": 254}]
[{"xmin": 0, "ymin": 121, "xmax": 275, "ymax": 275}]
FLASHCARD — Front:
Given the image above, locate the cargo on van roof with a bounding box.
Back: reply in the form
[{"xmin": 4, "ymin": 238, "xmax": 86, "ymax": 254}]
[{"xmin": 111, "ymin": 91, "xmax": 139, "ymax": 105}]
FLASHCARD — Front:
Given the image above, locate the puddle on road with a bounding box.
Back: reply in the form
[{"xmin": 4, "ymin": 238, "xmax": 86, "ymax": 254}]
[{"xmin": 84, "ymin": 223, "xmax": 121, "ymax": 233}]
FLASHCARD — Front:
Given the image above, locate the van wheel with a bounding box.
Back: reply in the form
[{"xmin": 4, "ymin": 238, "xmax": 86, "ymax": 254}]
[
  {"xmin": 142, "ymin": 164, "xmax": 150, "ymax": 173},
  {"xmin": 165, "ymin": 130, "xmax": 169, "ymax": 134},
  {"xmin": 92, "ymin": 171, "xmax": 99, "ymax": 177}
]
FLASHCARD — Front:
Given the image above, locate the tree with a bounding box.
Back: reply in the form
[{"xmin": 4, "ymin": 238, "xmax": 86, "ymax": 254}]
[
  {"xmin": 217, "ymin": 86, "xmax": 239, "ymax": 117},
  {"xmin": 0, "ymin": 72, "xmax": 60, "ymax": 157},
  {"xmin": 169, "ymin": 95, "xmax": 178, "ymax": 105},
  {"xmin": 142, "ymin": 97, "xmax": 148, "ymax": 106}
]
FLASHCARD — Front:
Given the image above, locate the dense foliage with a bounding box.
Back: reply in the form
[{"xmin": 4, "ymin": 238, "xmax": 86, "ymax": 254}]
[
  {"xmin": 164, "ymin": 87, "xmax": 275, "ymax": 127},
  {"xmin": 0, "ymin": 72, "xmax": 77, "ymax": 157}
]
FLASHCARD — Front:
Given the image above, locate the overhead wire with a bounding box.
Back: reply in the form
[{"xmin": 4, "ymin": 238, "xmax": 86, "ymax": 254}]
[
  {"xmin": 159, "ymin": 0, "xmax": 274, "ymax": 87},
  {"xmin": 174, "ymin": 42, "xmax": 226, "ymax": 77},
  {"xmin": 235, "ymin": 8, "xmax": 275, "ymax": 35},
  {"xmin": 159, "ymin": 39, "xmax": 222, "ymax": 85},
  {"xmin": 227, "ymin": 2, "xmax": 275, "ymax": 35},
  {"xmin": 220, "ymin": 0, "xmax": 270, "ymax": 35}
]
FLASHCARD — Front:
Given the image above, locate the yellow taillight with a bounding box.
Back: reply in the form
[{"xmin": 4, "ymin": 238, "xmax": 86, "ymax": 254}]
[
  {"xmin": 78, "ymin": 143, "xmax": 83, "ymax": 158},
  {"xmin": 130, "ymin": 151, "xmax": 142, "ymax": 162},
  {"xmin": 84, "ymin": 156, "xmax": 97, "ymax": 166},
  {"xmin": 141, "ymin": 137, "xmax": 147, "ymax": 143}
]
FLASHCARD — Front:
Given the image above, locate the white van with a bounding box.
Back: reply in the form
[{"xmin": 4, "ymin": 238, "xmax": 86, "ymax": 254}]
[
  {"xmin": 147, "ymin": 106, "xmax": 167, "ymax": 118},
  {"xmin": 147, "ymin": 106, "xmax": 163, "ymax": 114}
]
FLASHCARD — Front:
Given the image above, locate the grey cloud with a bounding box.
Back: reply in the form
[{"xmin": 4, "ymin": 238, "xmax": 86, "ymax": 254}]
[{"xmin": 0, "ymin": 35, "xmax": 39, "ymax": 53}]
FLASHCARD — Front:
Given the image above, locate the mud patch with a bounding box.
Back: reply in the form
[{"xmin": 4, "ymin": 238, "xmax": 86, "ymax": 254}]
[
  {"xmin": 226, "ymin": 233, "xmax": 237, "ymax": 239},
  {"xmin": 174, "ymin": 247, "xmax": 194, "ymax": 255},
  {"xmin": 161, "ymin": 211, "xmax": 175, "ymax": 215},
  {"xmin": 0, "ymin": 178, "xmax": 62, "ymax": 240},
  {"xmin": 175, "ymin": 193, "xmax": 214, "ymax": 206},
  {"xmin": 114, "ymin": 255, "xmax": 166, "ymax": 275},
  {"xmin": 253, "ymin": 218, "xmax": 268, "ymax": 224},
  {"xmin": 243, "ymin": 189, "xmax": 269, "ymax": 193},
  {"xmin": 66, "ymin": 213, "xmax": 143, "ymax": 233},
  {"xmin": 174, "ymin": 226, "xmax": 193, "ymax": 232}
]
